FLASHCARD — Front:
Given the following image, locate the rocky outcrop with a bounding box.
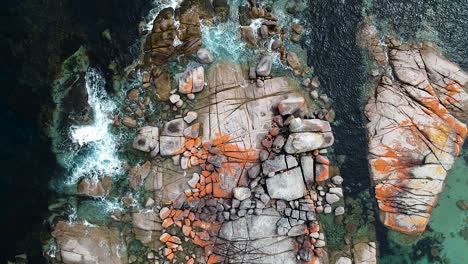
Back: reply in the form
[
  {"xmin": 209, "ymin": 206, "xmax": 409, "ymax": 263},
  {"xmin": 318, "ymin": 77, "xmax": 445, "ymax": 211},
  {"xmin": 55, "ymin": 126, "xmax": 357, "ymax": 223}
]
[
  {"xmin": 51, "ymin": 221, "xmax": 128, "ymax": 264},
  {"xmin": 77, "ymin": 176, "xmax": 112, "ymax": 197},
  {"xmin": 365, "ymin": 40, "xmax": 468, "ymax": 233}
]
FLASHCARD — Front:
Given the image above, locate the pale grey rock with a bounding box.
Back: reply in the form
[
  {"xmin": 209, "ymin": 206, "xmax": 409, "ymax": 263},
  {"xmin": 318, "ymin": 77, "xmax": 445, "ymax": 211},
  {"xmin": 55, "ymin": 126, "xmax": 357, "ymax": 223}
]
[
  {"xmin": 169, "ymin": 94, "xmax": 180, "ymax": 104},
  {"xmin": 315, "ymin": 239, "xmax": 326, "ymax": 248},
  {"xmin": 178, "ymin": 66, "xmax": 205, "ymax": 94},
  {"xmin": 326, "ymin": 193, "xmax": 340, "ymax": 204},
  {"xmin": 335, "ymin": 206, "xmax": 345, "ymax": 216},
  {"xmin": 287, "ymin": 224, "xmax": 307, "ymax": 236},
  {"xmin": 335, "ymin": 257, "xmax": 352, "ymax": 264},
  {"xmin": 256, "ymin": 56, "xmax": 273, "ymax": 77},
  {"xmin": 187, "ymin": 173, "xmax": 200, "ymax": 188},
  {"xmin": 159, "ymin": 136, "xmax": 186, "ymax": 156},
  {"xmin": 162, "ymin": 118, "xmax": 187, "ymax": 136},
  {"xmin": 284, "ymin": 132, "xmax": 334, "ymax": 153},
  {"xmin": 233, "ymin": 187, "xmax": 251, "ymax": 201},
  {"xmin": 277, "ymin": 96, "xmax": 305, "ymax": 115},
  {"xmin": 289, "ymin": 118, "xmax": 332, "ymax": 132},
  {"xmin": 300, "ymin": 155, "xmax": 315, "ymax": 184},
  {"xmin": 332, "ymin": 175, "xmax": 343, "ymax": 185},
  {"xmin": 51, "ymin": 221, "xmax": 128, "ymax": 264},
  {"xmin": 262, "ymin": 154, "xmax": 287, "ymax": 175},
  {"xmin": 353, "ymin": 242, "xmax": 377, "ymax": 264},
  {"xmin": 329, "ymin": 187, "xmax": 343, "ymax": 197},
  {"xmin": 184, "ymin": 111, "xmax": 198, "ymax": 123},
  {"xmin": 266, "ymin": 167, "xmax": 306, "ymax": 201},
  {"xmin": 285, "ymin": 155, "xmax": 298, "ymax": 168},
  {"xmin": 132, "ymin": 210, "xmax": 162, "ymax": 231},
  {"xmin": 197, "ymin": 48, "xmax": 214, "ymax": 64},
  {"xmin": 132, "ymin": 126, "xmax": 159, "ymax": 154}
]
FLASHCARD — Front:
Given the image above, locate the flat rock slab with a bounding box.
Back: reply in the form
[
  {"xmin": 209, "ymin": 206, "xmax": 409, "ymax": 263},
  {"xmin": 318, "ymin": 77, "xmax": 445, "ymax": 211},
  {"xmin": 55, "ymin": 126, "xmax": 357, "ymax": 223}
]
[
  {"xmin": 198, "ymin": 62, "xmax": 295, "ymax": 197},
  {"xmin": 266, "ymin": 167, "xmax": 306, "ymax": 201},
  {"xmin": 51, "ymin": 221, "xmax": 128, "ymax": 264},
  {"xmin": 217, "ymin": 212, "xmax": 299, "ymax": 264}
]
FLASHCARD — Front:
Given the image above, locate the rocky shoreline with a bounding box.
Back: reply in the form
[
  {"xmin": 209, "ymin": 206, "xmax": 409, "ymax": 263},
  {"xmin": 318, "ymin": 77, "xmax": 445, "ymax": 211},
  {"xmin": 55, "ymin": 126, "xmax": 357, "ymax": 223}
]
[
  {"xmin": 40, "ymin": 1, "xmax": 379, "ymax": 264},
  {"xmin": 7, "ymin": 1, "xmax": 465, "ymax": 264}
]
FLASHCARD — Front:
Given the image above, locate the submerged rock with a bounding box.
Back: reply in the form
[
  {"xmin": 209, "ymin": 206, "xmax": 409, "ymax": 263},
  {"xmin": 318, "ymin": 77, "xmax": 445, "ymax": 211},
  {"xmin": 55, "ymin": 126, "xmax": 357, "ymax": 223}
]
[{"xmin": 77, "ymin": 176, "xmax": 112, "ymax": 197}]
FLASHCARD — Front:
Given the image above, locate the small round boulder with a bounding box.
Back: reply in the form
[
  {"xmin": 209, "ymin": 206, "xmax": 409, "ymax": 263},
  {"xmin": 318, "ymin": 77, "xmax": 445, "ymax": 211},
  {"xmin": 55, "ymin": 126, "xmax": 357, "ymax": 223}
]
[{"xmin": 196, "ymin": 48, "xmax": 214, "ymax": 64}]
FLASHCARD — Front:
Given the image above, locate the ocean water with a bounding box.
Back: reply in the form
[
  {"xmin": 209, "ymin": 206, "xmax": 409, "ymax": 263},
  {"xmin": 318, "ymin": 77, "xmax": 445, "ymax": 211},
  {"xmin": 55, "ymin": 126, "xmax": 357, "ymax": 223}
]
[{"xmin": 41, "ymin": 0, "xmax": 468, "ymax": 262}]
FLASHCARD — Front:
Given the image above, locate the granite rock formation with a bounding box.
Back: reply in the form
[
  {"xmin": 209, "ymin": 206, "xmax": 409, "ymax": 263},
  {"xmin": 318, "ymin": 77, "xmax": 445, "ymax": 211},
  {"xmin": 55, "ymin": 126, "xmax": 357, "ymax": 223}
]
[{"xmin": 365, "ymin": 39, "xmax": 468, "ymax": 233}]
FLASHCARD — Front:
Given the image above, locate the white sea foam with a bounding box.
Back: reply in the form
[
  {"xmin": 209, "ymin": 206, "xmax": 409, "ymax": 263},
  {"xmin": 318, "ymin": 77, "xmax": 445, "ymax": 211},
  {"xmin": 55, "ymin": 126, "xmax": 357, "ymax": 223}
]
[
  {"xmin": 67, "ymin": 68, "xmax": 121, "ymax": 184},
  {"xmin": 144, "ymin": 0, "xmax": 183, "ymax": 31}
]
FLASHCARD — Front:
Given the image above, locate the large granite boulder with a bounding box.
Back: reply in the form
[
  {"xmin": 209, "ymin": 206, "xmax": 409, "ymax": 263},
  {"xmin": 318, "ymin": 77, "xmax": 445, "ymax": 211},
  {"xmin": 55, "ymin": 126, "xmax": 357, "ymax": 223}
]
[
  {"xmin": 365, "ymin": 40, "xmax": 468, "ymax": 233},
  {"xmin": 51, "ymin": 221, "xmax": 128, "ymax": 264},
  {"xmin": 266, "ymin": 167, "xmax": 306, "ymax": 201}
]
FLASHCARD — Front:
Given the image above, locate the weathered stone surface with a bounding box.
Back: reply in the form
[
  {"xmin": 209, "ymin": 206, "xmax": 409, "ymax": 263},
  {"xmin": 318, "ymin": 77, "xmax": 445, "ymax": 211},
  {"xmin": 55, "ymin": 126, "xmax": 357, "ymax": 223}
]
[
  {"xmin": 159, "ymin": 136, "xmax": 186, "ymax": 156},
  {"xmin": 262, "ymin": 154, "xmax": 287, "ymax": 175},
  {"xmin": 289, "ymin": 118, "xmax": 331, "ymax": 132},
  {"xmin": 335, "ymin": 257, "xmax": 352, "ymax": 264},
  {"xmin": 325, "ymin": 193, "xmax": 340, "ymax": 204},
  {"xmin": 233, "ymin": 187, "xmax": 251, "ymax": 201},
  {"xmin": 256, "ymin": 56, "xmax": 273, "ymax": 77},
  {"xmin": 217, "ymin": 213, "xmax": 298, "ymax": 264},
  {"xmin": 284, "ymin": 132, "xmax": 334, "ymax": 153},
  {"xmin": 266, "ymin": 167, "xmax": 305, "ymax": 201},
  {"xmin": 178, "ymin": 66, "xmax": 205, "ymax": 94},
  {"xmin": 77, "ymin": 176, "xmax": 112, "ymax": 197},
  {"xmin": 352, "ymin": 242, "xmax": 377, "ymax": 264},
  {"xmin": 153, "ymin": 72, "xmax": 171, "ymax": 101},
  {"xmin": 196, "ymin": 48, "xmax": 214, "ymax": 64},
  {"xmin": 198, "ymin": 62, "xmax": 294, "ymax": 197},
  {"xmin": 132, "ymin": 126, "xmax": 159, "ymax": 154},
  {"xmin": 51, "ymin": 221, "xmax": 128, "ymax": 264},
  {"xmin": 365, "ymin": 40, "xmax": 468, "ymax": 233},
  {"xmin": 128, "ymin": 161, "xmax": 152, "ymax": 189},
  {"xmin": 240, "ymin": 27, "xmax": 257, "ymax": 47},
  {"xmin": 277, "ymin": 96, "xmax": 305, "ymax": 115},
  {"xmin": 286, "ymin": 52, "xmax": 301, "ymax": 69},
  {"xmin": 271, "ymin": 39, "xmax": 283, "ymax": 50},
  {"xmin": 162, "ymin": 118, "xmax": 187, "ymax": 136},
  {"xmin": 122, "ymin": 116, "xmax": 137, "ymax": 128},
  {"xmin": 300, "ymin": 156, "xmax": 315, "ymax": 184},
  {"xmin": 132, "ymin": 210, "xmax": 163, "ymax": 231},
  {"xmin": 287, "ymin": 224, "xmax": 307, "ymax": 236}
]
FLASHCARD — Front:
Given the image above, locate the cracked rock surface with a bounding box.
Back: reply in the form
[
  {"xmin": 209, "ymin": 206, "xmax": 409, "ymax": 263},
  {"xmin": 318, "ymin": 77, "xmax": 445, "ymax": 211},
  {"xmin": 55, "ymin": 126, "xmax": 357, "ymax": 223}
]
[{"xmin": 365, "ymin": 40, "xmax": 468, "ymax": 233}]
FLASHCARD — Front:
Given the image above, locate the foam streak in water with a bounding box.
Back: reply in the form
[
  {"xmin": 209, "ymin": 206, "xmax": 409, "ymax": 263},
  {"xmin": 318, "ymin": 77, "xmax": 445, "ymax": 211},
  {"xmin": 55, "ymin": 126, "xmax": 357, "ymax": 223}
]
[{"xmin": 67, "ymin": 68, "xmax": 121, "ymax": 184}]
